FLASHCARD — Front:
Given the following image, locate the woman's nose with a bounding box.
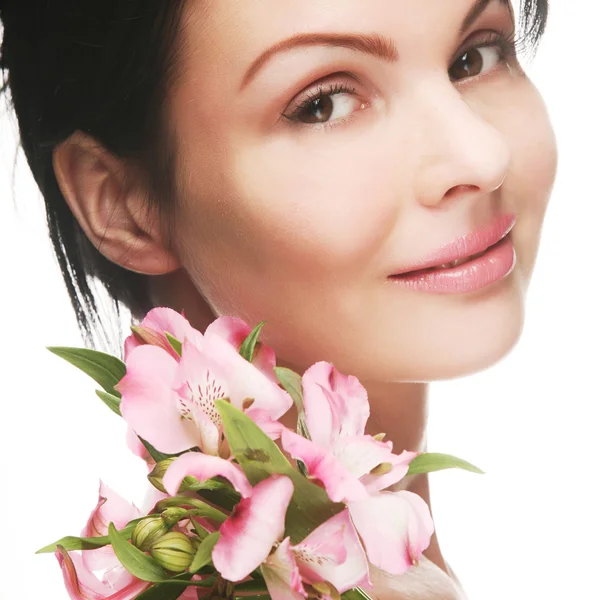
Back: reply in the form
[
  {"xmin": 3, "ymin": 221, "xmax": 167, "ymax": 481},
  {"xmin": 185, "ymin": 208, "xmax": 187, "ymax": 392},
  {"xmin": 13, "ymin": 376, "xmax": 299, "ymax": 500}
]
[{"xmin": 411, "ymin": 83, "xmax": 511, "ymax": 208}]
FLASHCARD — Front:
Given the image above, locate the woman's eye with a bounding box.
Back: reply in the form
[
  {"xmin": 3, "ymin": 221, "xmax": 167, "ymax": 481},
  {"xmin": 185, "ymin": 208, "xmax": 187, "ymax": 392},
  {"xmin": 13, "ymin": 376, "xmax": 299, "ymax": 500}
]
[
  {"xmin": 285, "ymin": 87, "xmax": 364, "ymax": 125},
  {"xmin": 449, "ymin": 46, "xmax": 503, "ymax": 82}
]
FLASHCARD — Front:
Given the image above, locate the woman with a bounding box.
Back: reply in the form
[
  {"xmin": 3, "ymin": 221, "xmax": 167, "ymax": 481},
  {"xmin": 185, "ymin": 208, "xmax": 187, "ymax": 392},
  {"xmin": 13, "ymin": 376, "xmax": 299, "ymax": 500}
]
[{"xmin": 0, "ymin": 0, "xmax": 555, "ymax": 598}]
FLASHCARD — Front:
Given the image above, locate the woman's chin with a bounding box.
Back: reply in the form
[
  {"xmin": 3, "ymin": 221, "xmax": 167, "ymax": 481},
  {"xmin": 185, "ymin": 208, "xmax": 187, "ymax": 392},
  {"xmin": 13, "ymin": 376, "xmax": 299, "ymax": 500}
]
[{"xmin": 364, "ymin": 284, "xmax": 527, "ymax": 383}]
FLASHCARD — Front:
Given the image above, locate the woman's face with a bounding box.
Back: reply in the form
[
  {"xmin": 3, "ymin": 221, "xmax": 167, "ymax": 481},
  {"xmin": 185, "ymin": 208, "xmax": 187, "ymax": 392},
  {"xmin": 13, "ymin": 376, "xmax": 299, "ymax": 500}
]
[{"xmin": 165, "ymin": 0, "xmax": 556, "ymax": 382}]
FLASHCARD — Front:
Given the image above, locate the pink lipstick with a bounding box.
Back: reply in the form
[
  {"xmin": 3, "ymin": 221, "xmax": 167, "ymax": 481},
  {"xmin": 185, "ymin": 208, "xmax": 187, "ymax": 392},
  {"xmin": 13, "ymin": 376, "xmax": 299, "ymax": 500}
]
[{"xmin": 388, "ymin": 214, "xmax": 517, "ymax": 294}]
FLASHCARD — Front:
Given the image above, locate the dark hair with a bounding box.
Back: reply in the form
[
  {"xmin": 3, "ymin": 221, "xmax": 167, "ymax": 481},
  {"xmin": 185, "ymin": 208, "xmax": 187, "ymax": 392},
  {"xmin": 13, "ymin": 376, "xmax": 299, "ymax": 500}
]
[{"xmin": 0, "ymin": 0, "xmax": 549, "ymax": 348}]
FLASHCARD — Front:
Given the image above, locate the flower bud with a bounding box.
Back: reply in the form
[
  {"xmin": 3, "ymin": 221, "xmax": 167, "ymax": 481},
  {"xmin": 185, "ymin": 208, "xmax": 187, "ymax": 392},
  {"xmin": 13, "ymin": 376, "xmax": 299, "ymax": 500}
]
[
  {"xmin": 149, "ymin": 532, "xmax": 195, "ymax": 573},
  {"xmin": 130, "ymin": 326, "xmax": 177, "ymax": 354},
  {"xmin": 161, "ymin": 507, "xmax": 189, "ymax": 528},
  {"xmin": 131, "ymin": 516, "xmax": 169, "ymax": 552},
  {"xmin": 148, "ymin": 457, "xmax": 177, "ymax": 493}
]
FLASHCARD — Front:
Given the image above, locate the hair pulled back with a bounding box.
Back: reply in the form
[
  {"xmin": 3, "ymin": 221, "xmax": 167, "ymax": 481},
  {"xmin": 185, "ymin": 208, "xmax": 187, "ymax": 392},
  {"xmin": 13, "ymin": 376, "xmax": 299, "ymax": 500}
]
[
  {"xmin": 1, "ymin": 0, "xmax": 186, "ymax": 347},
  {"xmin": 0, "ymin": 0, "xmax": 548, "ymax": 347}
]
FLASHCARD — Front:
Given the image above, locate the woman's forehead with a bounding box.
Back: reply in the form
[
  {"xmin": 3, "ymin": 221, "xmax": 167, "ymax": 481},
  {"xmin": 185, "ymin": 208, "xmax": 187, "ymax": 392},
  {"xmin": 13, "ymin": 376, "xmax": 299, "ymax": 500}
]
[
  {"xmin": 177, "ymin": 0, "xmax": 513, "ymax": 96},
  {"xmin": 180, "ymin": 0, "xmax": 512, "ymax": 63}
]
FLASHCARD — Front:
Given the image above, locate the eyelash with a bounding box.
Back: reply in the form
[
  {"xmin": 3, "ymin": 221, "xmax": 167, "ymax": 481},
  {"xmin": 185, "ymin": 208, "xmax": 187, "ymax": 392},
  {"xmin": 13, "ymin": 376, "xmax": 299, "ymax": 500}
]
[
  {"xmin": 457, "ymin": 29, "xmax": 519, "ymax": 72},
  {"xmin": 283, "ymin": 82, "xmax": 358, "ymax": 124},
  {"xmin": 282, "ymin": 30, "xmax": 519, "ymax": 129}
]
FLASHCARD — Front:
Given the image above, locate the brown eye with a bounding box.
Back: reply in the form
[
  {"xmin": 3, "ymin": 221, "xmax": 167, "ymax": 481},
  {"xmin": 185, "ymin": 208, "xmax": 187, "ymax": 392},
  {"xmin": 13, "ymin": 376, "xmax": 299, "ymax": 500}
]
[
  {"xmin": 299, "ymin": 96, "xmax": 334, "ymax": 124},
  {"xmin": 449, "ymin": 46, "xmax": 502, "ymax": 82},
  {"xmin": 285, "ymin": 84, "xmax": 364, "ymax": 126}
]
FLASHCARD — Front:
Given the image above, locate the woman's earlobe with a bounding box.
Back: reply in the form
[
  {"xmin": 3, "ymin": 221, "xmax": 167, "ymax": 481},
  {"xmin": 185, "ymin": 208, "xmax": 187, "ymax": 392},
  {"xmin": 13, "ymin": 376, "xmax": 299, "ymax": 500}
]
[{"xmin": 52, "ymin": 131, "xmax": 181, "ymax": 275}]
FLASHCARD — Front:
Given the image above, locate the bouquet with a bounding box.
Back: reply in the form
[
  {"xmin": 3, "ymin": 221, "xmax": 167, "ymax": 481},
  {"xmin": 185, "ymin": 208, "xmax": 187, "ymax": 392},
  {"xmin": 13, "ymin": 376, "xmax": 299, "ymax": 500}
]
[{"xmin": 38, "ymin": 308, "xmax": 481, "ymax": 600}]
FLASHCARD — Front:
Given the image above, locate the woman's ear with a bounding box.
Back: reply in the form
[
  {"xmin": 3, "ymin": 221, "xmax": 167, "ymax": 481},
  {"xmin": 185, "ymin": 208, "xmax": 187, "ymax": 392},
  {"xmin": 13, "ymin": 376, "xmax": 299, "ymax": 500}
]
[{"xmin": 52, "ymin": 131, "xmax": 181, "ymax": 275}]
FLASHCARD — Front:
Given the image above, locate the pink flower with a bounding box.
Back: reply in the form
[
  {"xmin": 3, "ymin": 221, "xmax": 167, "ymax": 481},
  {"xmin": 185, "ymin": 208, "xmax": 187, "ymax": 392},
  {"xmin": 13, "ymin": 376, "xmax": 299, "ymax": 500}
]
[
  {"xmin": 203, "ymin": 316, "xmax": 279, "ymax": 383},
  {"xmin": 163, "ymin": 453, "xmax": 294, "ymax": 583},
  {"xmin": 123, "ymin": 307, "xmax": 203, "ymax": 361},
  {"xmin": 117, "ymin": 335, "xmax": 291, "ymax": 456},
  {"xmin": 282, "ymin": 362, "xmax": 434, "ymax": 576},
  {"xmin": 262, "ymin": 510, "xmax": 370, "ymax": 600},
  {"xmin": 81, "ymin": 482, "xmax": 141, "ymax": 572},
  {"xmin": 214, "ymin": 475, "xmax": 295, "ymax": 582},
  {"xmin": 56, "ymin": 547, "xmax": 150, "ymax": 600},
  {"xmin": 163, "ymin": 453, "xmax": 370, "ymax": 593},
  {"xmin": 348, "ymin": 491, "xmax": 435, "ymax": 575},
  {"xmin": 125, "ymin": 426, "xmax": 154, "ymax": 469},
  {"xmin": 163, "ymin": 452, "xmax": 253, "ymax": 499},
  {"xmin": 282, "ymin": 362, "xmax": 417, "ymax": 501},
  {"xmin": 124, "ymin": 308, "xmax": 277, "ymax": 381},
  {"xmin": 56, "ymin": 483, "xmax": 147, "ymax": 600}
]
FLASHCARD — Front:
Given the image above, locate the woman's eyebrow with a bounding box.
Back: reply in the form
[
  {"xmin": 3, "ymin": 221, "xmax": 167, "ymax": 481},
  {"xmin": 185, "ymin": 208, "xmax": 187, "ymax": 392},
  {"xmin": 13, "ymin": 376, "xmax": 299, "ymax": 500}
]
[
  {"xmin": 240, "ymin": 0, "xmax": 509, "ymax": 91},
  {"xmin": 240, "ymin": 32, "xmax": 398, "ymax": 90}
]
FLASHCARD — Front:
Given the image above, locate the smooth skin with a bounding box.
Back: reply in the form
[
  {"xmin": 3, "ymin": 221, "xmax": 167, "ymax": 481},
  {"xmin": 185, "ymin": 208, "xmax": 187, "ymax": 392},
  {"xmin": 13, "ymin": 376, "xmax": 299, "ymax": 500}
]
[{"xmin": 53, "ymin": 0, "xmax": 557, "ymax": 597}]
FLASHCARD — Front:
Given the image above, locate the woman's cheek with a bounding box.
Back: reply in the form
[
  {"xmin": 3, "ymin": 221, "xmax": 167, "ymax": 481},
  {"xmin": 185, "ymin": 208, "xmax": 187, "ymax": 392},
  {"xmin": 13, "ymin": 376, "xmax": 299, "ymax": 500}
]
[
  {"xmin": 497, "ymin": 98, "xmax": 556, "ymax": 287},
  {"xmin": 229, "ymin": 135, "xmax": 401, "ymax": 272}
]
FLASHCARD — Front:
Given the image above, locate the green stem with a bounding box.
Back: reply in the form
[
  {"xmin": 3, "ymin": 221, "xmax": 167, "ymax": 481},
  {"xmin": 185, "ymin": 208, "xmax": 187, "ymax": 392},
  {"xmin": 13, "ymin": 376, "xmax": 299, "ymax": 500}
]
[{"xmin": 155, "ymin": 496, "xmax": 228, "ymax": 523}]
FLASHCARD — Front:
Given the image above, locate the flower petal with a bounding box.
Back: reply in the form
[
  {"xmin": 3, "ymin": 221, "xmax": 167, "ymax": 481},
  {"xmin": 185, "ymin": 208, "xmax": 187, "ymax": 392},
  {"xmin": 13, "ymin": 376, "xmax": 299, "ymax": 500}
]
[
  {"xmin": 262, "ymin": 538, "xmax": 307, "ymax": 600},
  {"xmin": 281, "ymin": 430, "xmax": 368, "ymax": 503},
  {"xmin": 56, "ymin": 548, "xmax": 149, "ymax": 600},
  {"xmin": 81, "ymin": 482, "xmax": 140, "ymax": 572},
  {"xmin": 360, "ymin": 450, "xmax": 417, "ymax": 494},
  {"xmin": 163, "ymin": 453, "xmax": 252, "ymax": 498},
  {"xmin": 349, "ymin": 491, "xmax": 434, "ymax": 576},
  {"xmin": 201, "ymin": 333, "xmax": 291, "ymax": 419},
  {"xmin": 124, "ymin": 307, "xmax": 203, "ymax": 360},
  {"xmin": 205, "ymin": 316, "xmax": 278, "ymax": 383},
  {"xmin": 174, "ymin": 340, "xmax": 229, "ymax": 455},
  {"xmin": 332, "ymin": 435, "xmax": 395, "ymax": 480},
  {"xmin": 292, "ymin": 509, "xmax": 370, "ymax": 593},
  {"xmin": 245, "ymin": 407, "xmax": 286, "ymax": 440},
  {"xmin": 118, "ymin": 345, "xmax": 199, "ymax": 454},
  {"xmin": 213, "ymin": 475, "xmax": 294, "ymax": 582},
  {"xmin": 125, "ymin": 427, "xmax": 153, "ymax": 467},
  {"xmin": 302, "ymin": 362, "xmax": 369, "ymax": 448}
]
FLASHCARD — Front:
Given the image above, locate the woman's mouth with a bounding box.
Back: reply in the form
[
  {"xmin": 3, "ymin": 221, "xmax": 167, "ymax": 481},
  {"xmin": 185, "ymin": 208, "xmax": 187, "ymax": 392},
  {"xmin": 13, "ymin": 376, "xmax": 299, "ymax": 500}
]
[{"xmin": 388, "ymin": 214, "xmax": 517, "ymax": 294}]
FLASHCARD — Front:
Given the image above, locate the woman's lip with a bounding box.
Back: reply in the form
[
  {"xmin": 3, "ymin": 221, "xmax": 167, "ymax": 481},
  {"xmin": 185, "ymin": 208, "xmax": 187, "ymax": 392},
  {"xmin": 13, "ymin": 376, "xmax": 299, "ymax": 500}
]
[
  {"xmin": 388, "ymin": 234, "xmax": 517, "ymax": 294},
  {"xmin": 390, "ymin": 213, "xmax": 517, "ymax": 276}
]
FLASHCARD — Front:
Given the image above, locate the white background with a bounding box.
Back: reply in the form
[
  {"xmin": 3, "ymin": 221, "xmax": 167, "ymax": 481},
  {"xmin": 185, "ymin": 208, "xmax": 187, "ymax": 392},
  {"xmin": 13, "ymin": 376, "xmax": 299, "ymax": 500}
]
[{"xmin": 1, "ymin": 3, "xmax": 598, "ymax": 599}]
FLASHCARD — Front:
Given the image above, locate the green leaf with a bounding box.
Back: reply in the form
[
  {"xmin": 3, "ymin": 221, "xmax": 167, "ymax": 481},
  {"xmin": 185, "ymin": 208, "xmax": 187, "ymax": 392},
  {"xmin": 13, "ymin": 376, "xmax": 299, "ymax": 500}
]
[
  {"xmin": 216, "ymin": 400, "xmax": 343, "ymax": 543},
  {"xmin": 134, "ymin": 584, "xmax": 187, "ymax": 600},
  {"xmin": 133, "ymin": 575, "xmax": 216, "ymax": 600},
  {"xmin": 95, "ymin": 390, "xmax": 122, "ymax": 416},
  {"xmin": 139, "ymin": 438, "xmax": 174, "ymax": 463},
  {"xmin": 165, "ymin": 333, "xmax": 182, "ymax": 357},
  {"xmin": 36, "ymin": 521, "xmax": 138, "ymax": 554},
  {"xmin": 47, "ymin": 346, "xmax": 126, "ymax": 397},
  {"xmin": 189, "ymin": 531, "xmax": 219, "ymax": 573},
  {"xmin": 234, "ymin": 579, "xmax": 268, "ymax": 592},
  {"xmin": 108, "ymin": 522, "xmax": 167, "ymax": 582},
  {"xmin": 189, "ymin": 516, "xmax": 209, "ymax": 541},
  {"xmin": 274, "ymin": 367, "xmax": 311, "ymax": 440},
  {"xmin": 342, "ymin": 587, "xmax": 375, "ymax": 600},
  {"xmin": 194, "ymin": 487, "xmax": 239, "ymax": 512},
  {"xmin": 180, "ymin": 475, "xmax": 240, "ymax": 498},
  {"xmin": 273, "ymin": 366, "xmax": 303, "ymax": 408},
  {"xmin": 239, "ymin": 322, "xmax": 265, "ymax": 363},
  {"xmin": 407, "ymin": 452, "xmax": 485, "ymax": 476}
]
